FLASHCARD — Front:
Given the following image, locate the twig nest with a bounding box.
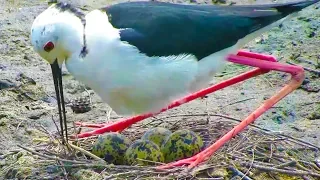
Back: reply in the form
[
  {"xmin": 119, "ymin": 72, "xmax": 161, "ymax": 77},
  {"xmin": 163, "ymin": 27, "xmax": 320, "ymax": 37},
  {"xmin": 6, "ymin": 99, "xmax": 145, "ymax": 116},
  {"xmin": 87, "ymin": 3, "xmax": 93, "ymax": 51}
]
[
  {"xmin": 91, "ymin": 132, "xmax": 131, "ymax": 165},
  {"xmin": 73, "ymin": 169, "xmax": 101, "ymax": 180},
  {"xmin": 125, "ymin": 139, "xmax": 164, "ymax": 165},
  {"xmin": 141, "ymin": 127, "xmax": 172, "ymax": 147},
  {"xmin": 161, "ymin": 129, "xmax": 204, "ymax": 163}
]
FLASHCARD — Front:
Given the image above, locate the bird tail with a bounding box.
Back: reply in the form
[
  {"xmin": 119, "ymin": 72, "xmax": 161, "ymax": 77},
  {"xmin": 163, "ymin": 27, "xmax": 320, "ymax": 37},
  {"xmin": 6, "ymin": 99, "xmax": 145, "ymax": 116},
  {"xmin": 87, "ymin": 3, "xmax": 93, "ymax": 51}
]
[
  {"xmin": 191, "ymin": 0, "xmax": 319, "ymax": 92},
  {"xmin": 265, "ymin": 0, "xmax": 319, "ymax": 15}
]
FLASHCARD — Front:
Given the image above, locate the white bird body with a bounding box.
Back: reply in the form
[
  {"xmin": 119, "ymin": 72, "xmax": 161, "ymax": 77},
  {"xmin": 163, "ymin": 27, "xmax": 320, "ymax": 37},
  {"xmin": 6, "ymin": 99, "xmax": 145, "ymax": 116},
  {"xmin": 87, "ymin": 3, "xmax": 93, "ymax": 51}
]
[
  {"xmin": 64, "ymin": 9, "xmax": 232, "ymax": 115},
  {"xmin": 30, "ymin": 1, "xmax": 315, "ymax": 116}
]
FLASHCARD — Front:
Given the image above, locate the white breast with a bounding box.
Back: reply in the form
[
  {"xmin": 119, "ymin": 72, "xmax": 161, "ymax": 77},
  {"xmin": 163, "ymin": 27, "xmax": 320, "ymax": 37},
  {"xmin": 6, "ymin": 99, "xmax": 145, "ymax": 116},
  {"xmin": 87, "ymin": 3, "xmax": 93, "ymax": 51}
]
[{"xmin": 66, "ymin": 10, "xmax": 200, "ymax": 115}]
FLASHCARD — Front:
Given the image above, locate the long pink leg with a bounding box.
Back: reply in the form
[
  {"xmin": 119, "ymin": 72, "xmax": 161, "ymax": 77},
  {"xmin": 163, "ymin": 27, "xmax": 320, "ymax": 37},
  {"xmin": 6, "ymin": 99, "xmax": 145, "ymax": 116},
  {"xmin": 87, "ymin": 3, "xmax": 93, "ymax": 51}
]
[
  {"xmin": 74, "ymin": 51, "xmax": 277, "ymax": 129},
  {"xmin": 157, "ymin": 54, "xmax": 305, "ymax": 169},
  {"xmin": 72, "ymin": 50, "xmax": 277, "ymax": 139}
]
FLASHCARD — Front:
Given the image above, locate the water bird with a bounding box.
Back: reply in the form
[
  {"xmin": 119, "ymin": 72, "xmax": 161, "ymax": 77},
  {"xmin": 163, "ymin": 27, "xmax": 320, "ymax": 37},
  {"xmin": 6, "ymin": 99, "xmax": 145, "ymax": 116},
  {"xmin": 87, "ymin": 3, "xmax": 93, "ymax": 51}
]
[{"xmin": 30, "ymin": 0, "xmax": 318, "ymax": 169}]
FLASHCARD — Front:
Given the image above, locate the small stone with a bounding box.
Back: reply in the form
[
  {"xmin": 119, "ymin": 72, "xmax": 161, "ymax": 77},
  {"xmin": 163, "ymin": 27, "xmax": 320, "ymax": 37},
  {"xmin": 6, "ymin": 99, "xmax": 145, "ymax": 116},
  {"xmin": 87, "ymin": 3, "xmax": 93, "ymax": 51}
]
[
  {"xmin": 302, "ymin": 77, "xmax": 310, "ymax": 85},
  {"xmin": 292, "ymin": 41, "xmax": 297, "ymax": 46},
  {"xmin": 15, "ymin": 73, "xmax": 36, "ymax": 85},
  {"xmin": 0, "ymin": 79, "xmax": 16, "ymax": 90},
  {"xmin": 308, "ymin": 31, "xmax": 316, "ymax": 38},
  {"xmin": 23, "ymin": 55, "xmax": 31, "ymax": 61},
  {"xmin": 28, "ymin": 111, "xmax": 47, "ymax": 120},
  {"xmin": 0, "ymin": 118, "xmax": 8, "ymax": 126},
  {"xmin": 0, "ymin": 64, "xmax": 7, "ymax": 70},
  {"xmin": 41, "ymin": 96, "xmax": 57, "ymax": 104}
]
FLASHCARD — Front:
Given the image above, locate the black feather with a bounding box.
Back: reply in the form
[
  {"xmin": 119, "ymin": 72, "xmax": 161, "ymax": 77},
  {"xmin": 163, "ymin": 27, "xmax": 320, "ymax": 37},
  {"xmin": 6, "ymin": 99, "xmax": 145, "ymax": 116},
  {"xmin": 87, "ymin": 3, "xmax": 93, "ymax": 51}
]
[
  {"xmin": 54, "ymin": 2, "xmax": 86, "ymax": 23},
  {"xmin": 102, "ymin": 1, "xmax": 319, "ymax": 60}
]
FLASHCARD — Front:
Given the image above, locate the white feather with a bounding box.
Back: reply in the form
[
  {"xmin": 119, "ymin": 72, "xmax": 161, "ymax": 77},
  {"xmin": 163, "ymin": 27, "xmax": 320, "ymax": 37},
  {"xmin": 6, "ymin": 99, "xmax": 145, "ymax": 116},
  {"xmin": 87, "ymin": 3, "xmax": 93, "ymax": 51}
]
[{"xmin": 66, "ymin": 10, "xmax": 200, "ymax": 115}]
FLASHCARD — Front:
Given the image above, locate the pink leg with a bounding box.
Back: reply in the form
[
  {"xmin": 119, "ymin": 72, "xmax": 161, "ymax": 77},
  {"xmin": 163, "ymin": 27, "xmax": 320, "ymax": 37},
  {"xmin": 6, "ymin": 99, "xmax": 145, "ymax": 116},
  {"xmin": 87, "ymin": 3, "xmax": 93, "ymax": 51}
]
[
  {"xmin": 74, "ymin": 50, "xmax": 277, "ymax": 129},
  {"xmin": 71, "ymin": 50, "xmax": 276, "ymax": 139},
  {"xmin": 157, "ymin": 54, "xmax": 304, "ymax": 169}
]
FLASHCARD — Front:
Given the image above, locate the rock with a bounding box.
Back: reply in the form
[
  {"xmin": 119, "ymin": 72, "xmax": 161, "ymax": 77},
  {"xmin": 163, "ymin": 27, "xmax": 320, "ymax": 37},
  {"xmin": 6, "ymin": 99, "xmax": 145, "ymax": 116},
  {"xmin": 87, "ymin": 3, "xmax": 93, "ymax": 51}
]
[
  {"xmin": 15, "ymin": 72, "xmax": 36, "ymax": 85},
  {"xmin": 0, "ymin": 117, "xmax": 8, "ymax": 126},
  {"xmin": 41, "ymin": 96, "xmax": 57, "ymax": 104},
  {"xmin": 302, "ymin": 77, "xmax": 310, "ymax": 85},
  {"xmin": 23, "ymin": 54, "xmax": 31, "ymax": 61},
  {"xmin": 0, "ymin": 79, "xmax": 16, "ymax": 90},
  {"xmin": 0, "ymin": 64, "xmax": 7, "ymax": 70},
  {"xmin": 300, "ymin": 81, "xmax": 320, "ymax": 92},
  {"xmin": 308, "ymin": 104, "xmax": 320, "ymax": 120},
  {"xmin": 212, "ymin": 0, "xmax": 226, "ymax": 4},
  {"xmin": 28, "ymin": 111, "xmax": 47, "ymax": 120}
]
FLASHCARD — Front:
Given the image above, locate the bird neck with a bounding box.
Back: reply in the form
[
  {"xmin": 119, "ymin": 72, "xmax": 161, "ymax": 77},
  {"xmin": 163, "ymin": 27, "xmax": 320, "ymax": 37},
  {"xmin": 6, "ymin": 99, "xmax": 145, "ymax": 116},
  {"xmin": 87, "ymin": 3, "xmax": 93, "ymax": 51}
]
[{"xmin": 56, "ymin": 13, "xmax": 86, "ymax": 59}]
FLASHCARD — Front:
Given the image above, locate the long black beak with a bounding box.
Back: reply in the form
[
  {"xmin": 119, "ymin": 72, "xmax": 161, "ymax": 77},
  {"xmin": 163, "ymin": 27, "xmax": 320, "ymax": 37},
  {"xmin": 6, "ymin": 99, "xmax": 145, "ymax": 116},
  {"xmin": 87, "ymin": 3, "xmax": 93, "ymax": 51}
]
[{"xmin": 50, "ymin": 60, "xmax": 68, "ymax": 144}]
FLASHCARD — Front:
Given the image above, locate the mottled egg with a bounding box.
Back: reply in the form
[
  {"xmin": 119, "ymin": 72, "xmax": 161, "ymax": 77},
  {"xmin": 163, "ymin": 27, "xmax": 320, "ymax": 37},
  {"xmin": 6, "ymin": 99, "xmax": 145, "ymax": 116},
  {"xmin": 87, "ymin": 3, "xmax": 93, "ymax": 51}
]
[
  {"xmin": 161, "ymin": 129, "xmax": 204, "ymax": 163},
  {"xmin": 125, "ymin": 139, "xmax": 164, "ymax": 165},
  {"xmin": 141, "ymin": 127, "xmax": 172, "ymax": 147},
  {"xmin": 91, "ymin": 132, "xmax": 131, "ymax": 164}
]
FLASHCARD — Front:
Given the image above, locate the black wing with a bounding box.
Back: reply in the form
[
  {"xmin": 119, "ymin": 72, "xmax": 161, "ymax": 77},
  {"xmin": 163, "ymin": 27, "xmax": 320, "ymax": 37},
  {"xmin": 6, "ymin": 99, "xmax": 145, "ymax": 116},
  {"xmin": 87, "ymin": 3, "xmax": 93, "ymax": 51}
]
[{"xmin": 103, "ymin": 1, "xmax": 318, "ymax": 60}]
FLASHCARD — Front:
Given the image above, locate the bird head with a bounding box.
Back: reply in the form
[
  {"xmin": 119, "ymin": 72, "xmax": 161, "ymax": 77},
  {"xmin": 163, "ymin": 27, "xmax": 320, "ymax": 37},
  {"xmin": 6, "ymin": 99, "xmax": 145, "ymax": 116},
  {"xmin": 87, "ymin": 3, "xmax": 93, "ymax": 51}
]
[
  {"xmin": 30, "ymin": 2, "xmax": 85, "ymax": 68},
  {"xmin": 29, "ymin": 2, "xmax": 86, "ymax": 143}
]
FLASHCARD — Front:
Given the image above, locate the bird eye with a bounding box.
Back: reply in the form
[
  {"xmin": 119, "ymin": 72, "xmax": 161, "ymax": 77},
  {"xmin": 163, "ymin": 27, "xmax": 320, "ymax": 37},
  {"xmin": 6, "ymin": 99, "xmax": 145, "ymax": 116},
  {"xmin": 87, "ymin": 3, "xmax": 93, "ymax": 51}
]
[{"xmin": 43, "ymin": 41, "xmax": 54, "ymax": 52}]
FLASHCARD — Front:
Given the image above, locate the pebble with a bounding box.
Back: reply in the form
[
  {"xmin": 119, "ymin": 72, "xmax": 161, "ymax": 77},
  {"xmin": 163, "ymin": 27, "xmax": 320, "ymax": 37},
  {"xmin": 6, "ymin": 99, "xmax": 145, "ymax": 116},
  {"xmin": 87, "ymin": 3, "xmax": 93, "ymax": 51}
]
[
  {"xmin": 308, "ymin": 31, "xmax": 316, "ymax": 38},
  {"xmin": 41, "ymin": 96, "xmax": 57, "ymax": 104},
  {"xmin": 0, "ymin": 64, "xmax": 7, "ymax": 70},
  {"xmin": 0, "ymin": 79, "xmax": 17, "ymax": 90},
  {"xmin": 15, "ymin": 73, "xmax": 36, "ymax": 85},
  {"xmin": 28, "ymin": 111, "xmax": 47, "ymax": 120},
  {"xmin": 302, "ymin": 77, "xmax": 310, "ymax": 85}
]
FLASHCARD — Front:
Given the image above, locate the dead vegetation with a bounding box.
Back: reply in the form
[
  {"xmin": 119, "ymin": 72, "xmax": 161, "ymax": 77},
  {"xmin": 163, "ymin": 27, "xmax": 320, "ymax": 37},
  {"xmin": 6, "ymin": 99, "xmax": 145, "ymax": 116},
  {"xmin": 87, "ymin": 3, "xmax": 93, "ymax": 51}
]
[{"xmin": 1, "ymin": 113, "xmax": 320, "ymax": 179}]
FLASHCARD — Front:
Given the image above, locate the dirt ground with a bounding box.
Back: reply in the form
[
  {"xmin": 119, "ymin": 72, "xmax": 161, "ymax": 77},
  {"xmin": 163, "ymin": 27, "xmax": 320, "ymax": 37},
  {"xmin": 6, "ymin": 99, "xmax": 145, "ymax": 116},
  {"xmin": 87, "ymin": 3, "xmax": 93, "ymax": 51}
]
[{"xmin": 0, "ymin": 0, "xmax": 320, "ymax": 179}]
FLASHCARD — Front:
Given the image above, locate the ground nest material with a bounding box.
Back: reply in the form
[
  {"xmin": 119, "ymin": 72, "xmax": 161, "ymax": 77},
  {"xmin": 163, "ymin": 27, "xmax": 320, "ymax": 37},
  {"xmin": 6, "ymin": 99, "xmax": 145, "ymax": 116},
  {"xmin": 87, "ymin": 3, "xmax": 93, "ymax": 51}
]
[{"xmin": 1, "ymin": 114, "xmax": 320, "ymax": 180}]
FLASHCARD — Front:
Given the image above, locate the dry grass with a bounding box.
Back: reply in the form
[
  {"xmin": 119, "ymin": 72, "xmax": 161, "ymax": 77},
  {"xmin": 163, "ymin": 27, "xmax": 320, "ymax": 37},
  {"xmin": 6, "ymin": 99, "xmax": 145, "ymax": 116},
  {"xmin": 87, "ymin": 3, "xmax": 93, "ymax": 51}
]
[{"xmin": 2, "ymin": 113, "xmax": 320, "ymax": 179}]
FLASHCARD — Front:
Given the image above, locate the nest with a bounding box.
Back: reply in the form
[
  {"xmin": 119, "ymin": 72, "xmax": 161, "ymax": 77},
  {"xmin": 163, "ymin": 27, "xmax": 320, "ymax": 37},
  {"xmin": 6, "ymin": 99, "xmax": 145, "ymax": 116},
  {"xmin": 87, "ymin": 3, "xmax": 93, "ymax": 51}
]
[{"xmin": 2, "ymin": 112, "xmax": 320, "ymax": 179}]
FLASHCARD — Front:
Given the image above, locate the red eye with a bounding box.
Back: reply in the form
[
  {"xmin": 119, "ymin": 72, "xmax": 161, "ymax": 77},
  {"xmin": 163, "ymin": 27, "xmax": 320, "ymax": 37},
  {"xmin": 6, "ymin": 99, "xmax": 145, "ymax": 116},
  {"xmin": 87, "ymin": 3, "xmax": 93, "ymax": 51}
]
[{"xmin": 43, "ymin": 41, "xmax": 54, "ymax": 52}]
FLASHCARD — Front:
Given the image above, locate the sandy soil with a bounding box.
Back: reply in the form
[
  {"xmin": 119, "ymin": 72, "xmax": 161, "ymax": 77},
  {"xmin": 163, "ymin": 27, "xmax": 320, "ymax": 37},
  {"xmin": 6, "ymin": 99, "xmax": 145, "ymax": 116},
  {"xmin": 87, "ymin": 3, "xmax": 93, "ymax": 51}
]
[{"xmin": 0, "ymin": 0, "xmax": 319, "ymax": 179}]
